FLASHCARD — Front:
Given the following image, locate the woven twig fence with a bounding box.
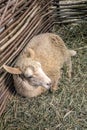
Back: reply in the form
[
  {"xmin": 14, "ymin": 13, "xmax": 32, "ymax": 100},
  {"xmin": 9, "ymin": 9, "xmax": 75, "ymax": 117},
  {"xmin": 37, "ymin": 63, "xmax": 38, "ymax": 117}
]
[
  {"xmin": 53, "ymin": 0, "xmax": 87, "ymax": 23},
  {"xmin": 0, "ymin": 0, "xmax": 54, "ymax": 116}
]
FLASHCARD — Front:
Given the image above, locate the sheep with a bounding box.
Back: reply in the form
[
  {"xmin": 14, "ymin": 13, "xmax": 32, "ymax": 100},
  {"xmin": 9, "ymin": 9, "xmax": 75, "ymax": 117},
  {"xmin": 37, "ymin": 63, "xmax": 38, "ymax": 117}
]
[{"xmin": 3, "ymin": 33, "xmax": 76, "ymax": 97}]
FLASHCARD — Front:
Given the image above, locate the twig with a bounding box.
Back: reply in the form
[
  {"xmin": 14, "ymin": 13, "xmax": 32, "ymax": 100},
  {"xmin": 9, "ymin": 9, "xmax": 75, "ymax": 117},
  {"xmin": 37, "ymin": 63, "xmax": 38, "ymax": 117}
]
[
  {"xmin": 12, "ymin": 0, "xmax": 18, "ymax": 13},
  {"xmin": 75, "ymin": 46, "xmax": 87, "ymax": 50},
  {"xmin": 0, "ymin": 0, "xmax": 11, "ymax": 26}
]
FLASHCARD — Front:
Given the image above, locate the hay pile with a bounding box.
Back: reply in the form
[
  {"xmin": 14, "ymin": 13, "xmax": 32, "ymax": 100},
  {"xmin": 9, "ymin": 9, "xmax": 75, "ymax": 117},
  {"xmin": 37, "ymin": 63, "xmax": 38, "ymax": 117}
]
[{"xmin": 0, "ymin": 23, "xmax": 87, "ymax": 130}]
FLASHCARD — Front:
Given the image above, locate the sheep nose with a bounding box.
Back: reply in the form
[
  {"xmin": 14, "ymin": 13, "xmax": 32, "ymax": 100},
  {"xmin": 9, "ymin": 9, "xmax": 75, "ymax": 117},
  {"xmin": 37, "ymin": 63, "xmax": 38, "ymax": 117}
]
[{"xmin": 47, "ymin": 82, "xmax": 52, "ymax": 87}]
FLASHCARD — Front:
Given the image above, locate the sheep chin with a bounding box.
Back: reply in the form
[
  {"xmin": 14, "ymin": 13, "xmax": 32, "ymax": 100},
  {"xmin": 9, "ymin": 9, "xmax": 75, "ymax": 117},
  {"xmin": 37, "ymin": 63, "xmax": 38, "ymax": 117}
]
[{"xmin": 42, "ymin": 84, "xmax": 50, "ymax": 90}]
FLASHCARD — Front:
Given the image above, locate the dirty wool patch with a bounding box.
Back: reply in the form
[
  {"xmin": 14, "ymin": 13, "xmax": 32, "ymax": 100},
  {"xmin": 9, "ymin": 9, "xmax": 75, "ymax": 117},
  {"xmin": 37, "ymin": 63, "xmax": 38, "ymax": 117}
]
[{"xmin": 0, "ymin": 23, "xmax": 87, "ymax": 130}]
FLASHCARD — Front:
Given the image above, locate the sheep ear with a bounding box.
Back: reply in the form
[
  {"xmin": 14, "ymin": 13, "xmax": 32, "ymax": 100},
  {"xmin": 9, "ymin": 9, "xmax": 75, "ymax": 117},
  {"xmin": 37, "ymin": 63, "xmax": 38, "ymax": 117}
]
[
  {"xmin": 24, "ymin": 48, "xmax": 35, "ymax": 59},
  {"xmin": 28, "ymin": 48, "xmax": 35, "ymax": 59},
  {"xmin": 3, "ymin": 65, "xmax": 22, "ymax": 74}
]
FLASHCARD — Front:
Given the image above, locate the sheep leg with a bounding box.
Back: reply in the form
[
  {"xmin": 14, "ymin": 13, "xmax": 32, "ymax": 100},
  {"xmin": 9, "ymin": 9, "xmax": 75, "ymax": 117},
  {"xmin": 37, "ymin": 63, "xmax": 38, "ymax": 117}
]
[
  {"xmin": 52, "ymin": 70, "xmax": 61, "ymax": 91},
  {"xmin": 52, "ymin": 81, "xmax": 58, "ymax": 91},
  {"xmin": 29, "ymin": 86, "xmax": 47, "ymax": 97},
  {"xmin": 66, "ymin": 58, "xmax": 72, "ymax": 79}
]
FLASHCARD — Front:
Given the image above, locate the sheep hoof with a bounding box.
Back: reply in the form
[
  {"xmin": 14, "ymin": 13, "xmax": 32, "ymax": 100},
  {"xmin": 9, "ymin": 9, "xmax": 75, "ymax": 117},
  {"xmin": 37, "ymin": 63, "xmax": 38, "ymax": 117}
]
[
  {"xmin": 52, "ymin": 86, "xmax": 58, "ymax": 91},
  {"xmin": 41, "ymin": 87, "xmax": 47, "ymax": 92}
]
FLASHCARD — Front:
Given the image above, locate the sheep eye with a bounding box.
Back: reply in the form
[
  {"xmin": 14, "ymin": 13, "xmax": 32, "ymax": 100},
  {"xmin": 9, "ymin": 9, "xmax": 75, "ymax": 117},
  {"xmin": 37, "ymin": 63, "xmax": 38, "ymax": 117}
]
[
  {"xmin": 36, "ymin": 62, "xmax": 41, "ymax": 67},
  {"xmin": 28, "ymin": 75, "xmax": 33, "ymax": 79}
]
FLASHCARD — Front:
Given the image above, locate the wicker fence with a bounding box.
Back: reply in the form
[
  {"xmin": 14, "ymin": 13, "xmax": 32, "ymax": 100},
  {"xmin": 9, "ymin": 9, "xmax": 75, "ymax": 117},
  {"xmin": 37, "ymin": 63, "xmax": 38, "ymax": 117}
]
[
  {"xmin": 0, "ymin": 0, "xmax": 53, "ymax": 116},
  {"xmin": 0, "ymin": 0, "xmax": 87, "ymax": 116},
  {"xmin": 53, "ymin": 0, "xmax": 87, "ymax": 23}
]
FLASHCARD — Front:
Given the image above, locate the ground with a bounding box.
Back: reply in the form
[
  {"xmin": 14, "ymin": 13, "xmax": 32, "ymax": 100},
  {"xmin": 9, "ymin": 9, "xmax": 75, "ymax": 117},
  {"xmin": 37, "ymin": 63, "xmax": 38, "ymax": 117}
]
[{"xmin": 0, "ymin": 23, "xmax": 87, "ymax": 130}]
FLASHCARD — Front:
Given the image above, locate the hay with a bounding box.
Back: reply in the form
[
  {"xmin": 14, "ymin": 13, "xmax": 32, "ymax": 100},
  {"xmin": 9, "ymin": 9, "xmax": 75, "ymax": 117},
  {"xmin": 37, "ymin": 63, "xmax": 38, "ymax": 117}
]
[{"xmin": 0, "ymin": 23, "xmax": 87, "ymax": 130}]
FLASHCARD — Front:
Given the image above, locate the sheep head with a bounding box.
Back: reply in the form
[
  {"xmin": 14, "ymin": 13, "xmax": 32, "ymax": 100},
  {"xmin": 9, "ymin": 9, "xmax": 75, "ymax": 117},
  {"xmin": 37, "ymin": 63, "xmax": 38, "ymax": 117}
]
[{"xmin": 3, "ymin": 48, "xmax": 52, "ymax": 89}]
